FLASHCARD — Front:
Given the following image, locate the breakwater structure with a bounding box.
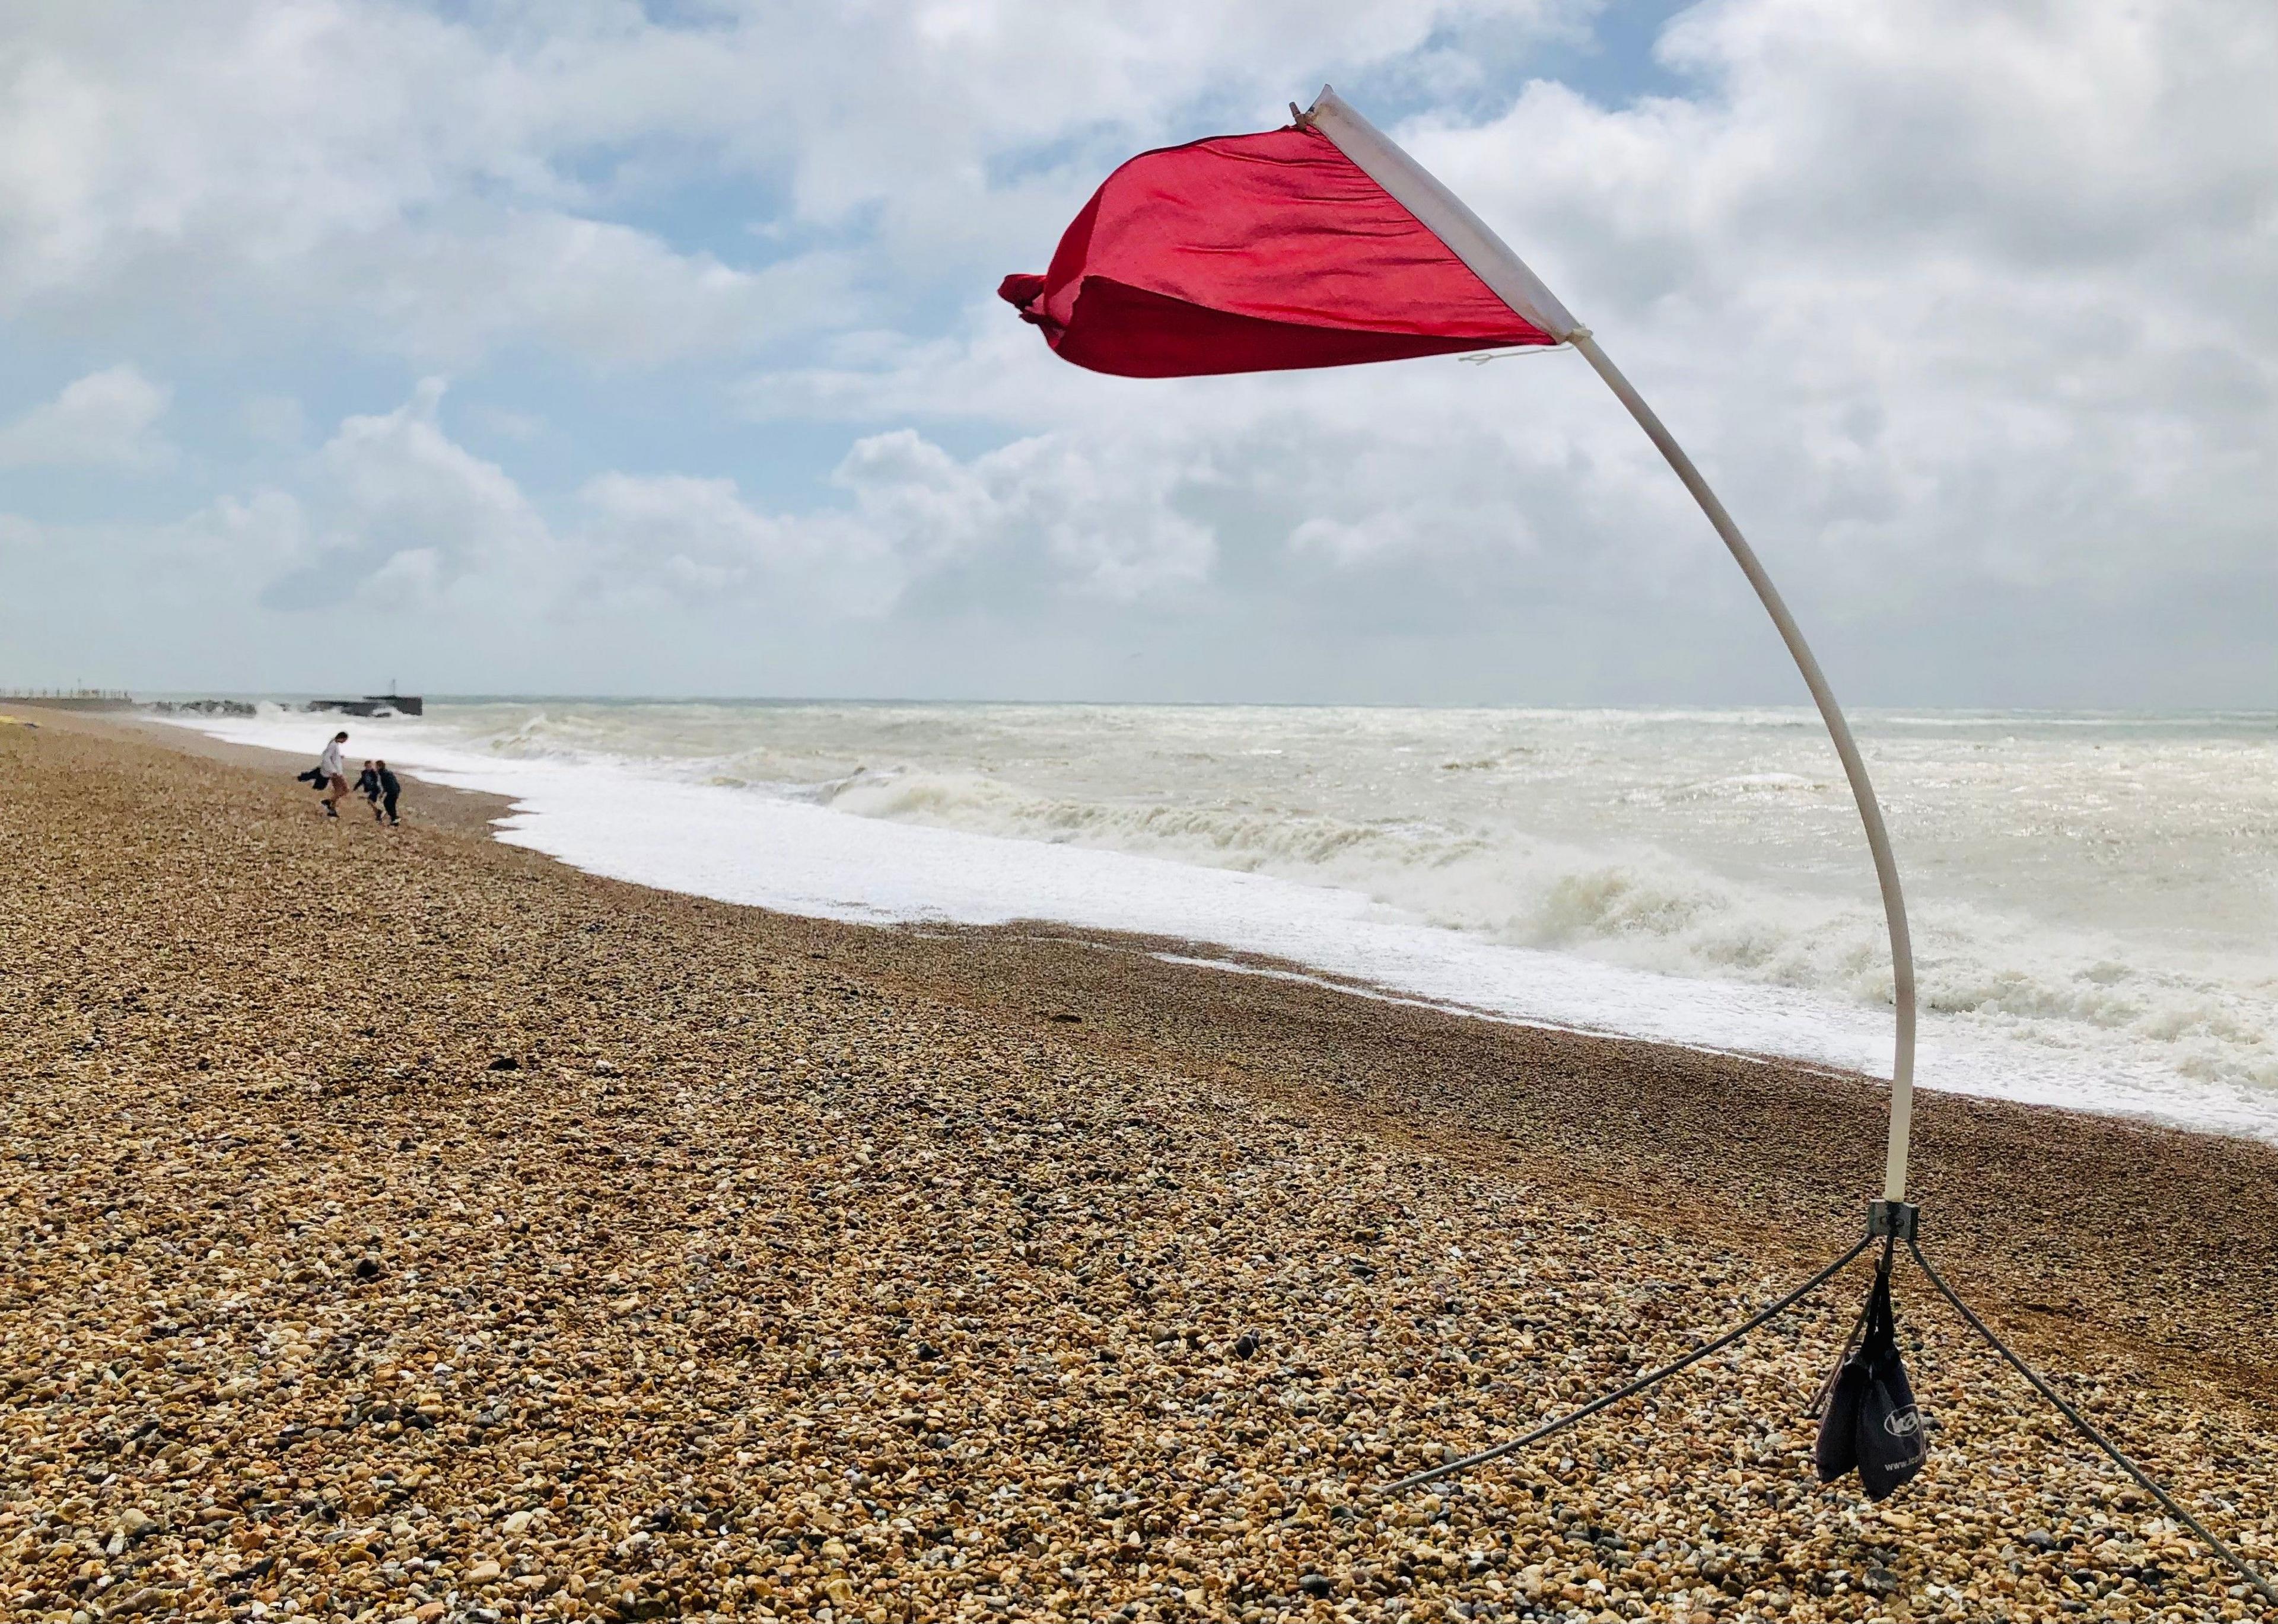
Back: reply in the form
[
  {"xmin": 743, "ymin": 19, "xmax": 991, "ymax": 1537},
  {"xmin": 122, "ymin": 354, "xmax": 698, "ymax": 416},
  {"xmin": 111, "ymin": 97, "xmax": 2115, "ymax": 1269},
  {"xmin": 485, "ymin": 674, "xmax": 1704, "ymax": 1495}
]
[
  {"xmin": 0, "ymin": 688, "xmax": 136, "ymax": 711},
  {"xmin": 147, "ymin": 698, "xmax": 259, "ymax": 717},
  {"xmin": 306, "ymin": 693, "xmax": 424, "ymax": 717}
]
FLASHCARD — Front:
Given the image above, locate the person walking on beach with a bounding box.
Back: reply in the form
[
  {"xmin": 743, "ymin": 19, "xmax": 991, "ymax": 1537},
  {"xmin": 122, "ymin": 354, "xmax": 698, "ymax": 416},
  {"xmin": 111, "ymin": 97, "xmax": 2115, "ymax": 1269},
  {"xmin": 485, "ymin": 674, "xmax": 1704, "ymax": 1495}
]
[
  {"xmin": 376, "ymin": 760, "xmax": 402, "ymax": 826},
  {"xmin": 356, "ymin": 760, "xmax": 382, "ymax": 819},
  {"xmin": 318, "ymin": 730, "xmax": 350, "ymax": 819}
]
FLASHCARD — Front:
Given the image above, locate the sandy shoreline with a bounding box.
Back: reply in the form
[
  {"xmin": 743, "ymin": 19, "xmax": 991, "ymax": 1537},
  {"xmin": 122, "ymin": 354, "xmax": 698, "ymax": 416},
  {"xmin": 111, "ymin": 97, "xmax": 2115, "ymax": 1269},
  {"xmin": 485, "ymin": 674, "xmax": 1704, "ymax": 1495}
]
[{"xmin": 2, "ymin": 712, "xmax": 2273, "ymax": 1623}]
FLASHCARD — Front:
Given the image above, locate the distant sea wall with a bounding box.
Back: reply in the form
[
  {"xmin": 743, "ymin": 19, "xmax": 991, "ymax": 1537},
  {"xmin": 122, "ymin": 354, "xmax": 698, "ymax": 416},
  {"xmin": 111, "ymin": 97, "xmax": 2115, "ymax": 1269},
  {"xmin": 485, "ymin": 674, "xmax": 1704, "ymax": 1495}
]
[
  {"xmin": 1, "ymin": 690, "xmax": 136, "ymax": 712},
  {"xmin": 308, "ymin": 694, "xmax": 425, "ymax": 718},
  {"xmin": 7, "ymin": 690, "xmax": 423, "ymax": 718}
]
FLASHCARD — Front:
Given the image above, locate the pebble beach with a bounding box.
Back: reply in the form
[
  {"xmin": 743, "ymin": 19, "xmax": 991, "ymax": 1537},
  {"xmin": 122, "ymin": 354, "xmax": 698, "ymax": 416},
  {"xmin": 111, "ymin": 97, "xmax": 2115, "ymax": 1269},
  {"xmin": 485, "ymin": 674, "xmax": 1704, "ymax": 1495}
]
[{"xmin": 2, "ymin": 714, "xmax": 2273, "ymax": 1624}]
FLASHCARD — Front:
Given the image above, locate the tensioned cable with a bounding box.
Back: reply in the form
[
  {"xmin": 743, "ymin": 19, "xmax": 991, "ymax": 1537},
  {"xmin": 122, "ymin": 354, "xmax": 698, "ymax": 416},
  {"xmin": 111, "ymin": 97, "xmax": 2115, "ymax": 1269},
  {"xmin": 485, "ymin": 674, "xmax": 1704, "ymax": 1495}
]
[
  {"xmin": 1807, "ymin": 1234, "xmax": 1892, "ymax": 1420},
  {"xmin": 1909, "ymin": 1239, "xmax": 2276, "ymax": 1609},
  {"xmin": 1383, "ymin": 1234, "xmax": 1872, "ymax": 1496},
  {"xmin": 1456, "ymin": 342, "xmax": 1574, "ymax": 364}
]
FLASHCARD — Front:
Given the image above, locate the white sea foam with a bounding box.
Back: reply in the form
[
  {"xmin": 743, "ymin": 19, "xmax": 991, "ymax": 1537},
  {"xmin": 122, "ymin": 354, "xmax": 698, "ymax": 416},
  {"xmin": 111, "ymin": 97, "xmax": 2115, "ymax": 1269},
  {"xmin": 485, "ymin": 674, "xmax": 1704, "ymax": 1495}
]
[{"xmin": 168, "ymin": 700, "xmax": 2278, "ymax": 1143}]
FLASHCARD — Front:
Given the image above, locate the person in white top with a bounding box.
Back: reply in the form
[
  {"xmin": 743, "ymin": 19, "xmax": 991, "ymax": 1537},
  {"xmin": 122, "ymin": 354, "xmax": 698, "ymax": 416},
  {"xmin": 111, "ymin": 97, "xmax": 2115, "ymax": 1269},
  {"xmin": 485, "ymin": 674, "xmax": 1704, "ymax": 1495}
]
[{"xmin": 318, "ymin": 730, "xmax": 350, "ymax": 819}]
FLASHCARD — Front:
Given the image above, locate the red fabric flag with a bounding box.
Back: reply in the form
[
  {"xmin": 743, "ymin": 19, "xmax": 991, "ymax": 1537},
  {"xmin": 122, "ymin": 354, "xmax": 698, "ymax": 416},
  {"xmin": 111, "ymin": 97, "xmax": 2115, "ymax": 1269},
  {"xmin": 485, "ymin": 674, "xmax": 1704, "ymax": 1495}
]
[{"xmin": 998, "ymin": 124, "xmax": 1554, "ymax": 378}]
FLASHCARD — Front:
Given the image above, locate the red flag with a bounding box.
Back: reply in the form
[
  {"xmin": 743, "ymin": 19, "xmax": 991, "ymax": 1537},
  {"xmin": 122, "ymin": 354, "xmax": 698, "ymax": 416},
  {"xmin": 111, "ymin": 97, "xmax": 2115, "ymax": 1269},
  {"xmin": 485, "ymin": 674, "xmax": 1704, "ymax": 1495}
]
[{"xmin": 999, "ymin": 125, "xmax": 1557, "ymax": 378}]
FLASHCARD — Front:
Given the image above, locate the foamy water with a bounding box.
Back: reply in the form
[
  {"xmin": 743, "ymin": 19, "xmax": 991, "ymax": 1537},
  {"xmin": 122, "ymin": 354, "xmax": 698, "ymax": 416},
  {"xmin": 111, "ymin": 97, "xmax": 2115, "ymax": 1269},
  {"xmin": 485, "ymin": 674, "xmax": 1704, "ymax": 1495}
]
[{"xmin": 170, "ymin": 701, "xmax": 2278, "ymax": 1142}]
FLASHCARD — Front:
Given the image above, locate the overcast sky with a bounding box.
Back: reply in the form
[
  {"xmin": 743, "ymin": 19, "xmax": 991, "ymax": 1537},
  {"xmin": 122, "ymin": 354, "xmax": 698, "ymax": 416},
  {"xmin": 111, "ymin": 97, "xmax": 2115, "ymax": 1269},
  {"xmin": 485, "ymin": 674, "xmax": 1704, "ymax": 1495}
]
[{"xmin": 1, "ymin": 0, "xmax": 2271, "ymax": 705}]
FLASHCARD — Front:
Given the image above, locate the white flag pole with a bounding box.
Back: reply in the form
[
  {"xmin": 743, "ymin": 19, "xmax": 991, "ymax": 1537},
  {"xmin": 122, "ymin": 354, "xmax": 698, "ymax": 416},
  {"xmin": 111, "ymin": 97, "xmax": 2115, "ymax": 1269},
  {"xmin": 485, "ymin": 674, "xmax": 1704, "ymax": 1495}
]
[{"xmin": 1305, "ymin": 87, "xmax": 1919, "ymax": 1205}]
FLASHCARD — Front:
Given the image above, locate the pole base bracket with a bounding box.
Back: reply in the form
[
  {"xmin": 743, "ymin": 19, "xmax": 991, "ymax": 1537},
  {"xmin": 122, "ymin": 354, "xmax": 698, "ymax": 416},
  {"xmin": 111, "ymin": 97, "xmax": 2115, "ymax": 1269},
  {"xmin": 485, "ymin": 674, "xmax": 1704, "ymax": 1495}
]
[{"xmin": 1867, "ymin": 1201, "xmax": 1920, "ymax": 1241}]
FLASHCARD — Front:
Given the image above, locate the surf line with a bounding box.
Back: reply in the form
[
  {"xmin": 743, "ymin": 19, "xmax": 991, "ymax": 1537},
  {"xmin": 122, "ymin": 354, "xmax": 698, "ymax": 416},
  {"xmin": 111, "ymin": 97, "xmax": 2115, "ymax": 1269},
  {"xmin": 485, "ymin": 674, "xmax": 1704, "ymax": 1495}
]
[{"xmin": 1147, "ymin": 950, "xmax": 1867, "ymax": 1081}]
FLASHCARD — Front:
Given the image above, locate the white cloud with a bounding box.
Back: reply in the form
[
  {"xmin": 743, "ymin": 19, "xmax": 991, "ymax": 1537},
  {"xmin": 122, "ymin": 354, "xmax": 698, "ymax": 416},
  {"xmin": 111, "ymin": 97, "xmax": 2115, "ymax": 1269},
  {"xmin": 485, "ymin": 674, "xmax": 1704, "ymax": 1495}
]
[
  {"xmin": 0, "ymin": 0, "xmax": 1576, "ymax": 366},
  {"xmin": 578, "ymin": 469, "xmax": 854, "ymax": 609},
  {"xmin": 359, "ymin": 543, "xmax": 446, "ymax": 610},
  {"xmin": 188, "ymin": 489, "xmax": 310, "ymax": 571},
  {"xmin": 3, "ymin": 0, "xmax": 2274, "ymax": 702},
  {"xmin": 191, "ymin": 379, "xmax": 558, "ymax": 613},
  {"xmin": 1401, "ymin": 0, "xmax": 2278, "ymax": 600},
  {"xmin": 0, "ymin": 364, "xmax": 173, "ymax": 469},
  {"xmin": 583, "ymin": 425, "xmax": 1220, "ymax": 612},
  {"xmin": 726, "ymin": 0, "xmax": 2278, "ymax": 687},
  {"xmin": 182, "ymin": 387, "xmax": 1221, "ymax": 620},
  {"xmin": 836, "ymin": 429, "xmax": 1218, "ymax": 601},
  {"xmin": 0, "ymin": 3, "xmax": 841, "ymax": 364}
]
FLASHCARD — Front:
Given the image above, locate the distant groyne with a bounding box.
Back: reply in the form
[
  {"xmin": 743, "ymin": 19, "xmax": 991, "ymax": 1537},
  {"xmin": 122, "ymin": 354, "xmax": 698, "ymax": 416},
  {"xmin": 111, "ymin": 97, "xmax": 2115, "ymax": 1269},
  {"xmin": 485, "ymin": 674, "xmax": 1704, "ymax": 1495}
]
[{"xmin": 0, "ymin": 689, "xmax": 136, "ymax": 712}]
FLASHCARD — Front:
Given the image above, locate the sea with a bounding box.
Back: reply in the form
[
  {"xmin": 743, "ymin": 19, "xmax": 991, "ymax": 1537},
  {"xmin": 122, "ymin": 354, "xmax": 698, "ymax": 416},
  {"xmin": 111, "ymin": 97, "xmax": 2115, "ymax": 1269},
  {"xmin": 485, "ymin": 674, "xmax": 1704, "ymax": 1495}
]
[{"xmin": 169, "ymin": 702, "xmax": 2278, "ymax": 1144}]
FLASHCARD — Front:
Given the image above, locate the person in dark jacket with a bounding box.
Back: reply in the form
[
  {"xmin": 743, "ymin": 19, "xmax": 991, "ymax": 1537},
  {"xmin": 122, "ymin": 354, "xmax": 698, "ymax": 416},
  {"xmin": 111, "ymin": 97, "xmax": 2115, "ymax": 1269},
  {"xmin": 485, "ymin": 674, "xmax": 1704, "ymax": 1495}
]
[
  {"xmin": 376, "ymin": 761, "xmax": 402, "ymax": 826},
  {"xmin": 355, "ymin": 761, "xmax": 382, "ymax": 819}
]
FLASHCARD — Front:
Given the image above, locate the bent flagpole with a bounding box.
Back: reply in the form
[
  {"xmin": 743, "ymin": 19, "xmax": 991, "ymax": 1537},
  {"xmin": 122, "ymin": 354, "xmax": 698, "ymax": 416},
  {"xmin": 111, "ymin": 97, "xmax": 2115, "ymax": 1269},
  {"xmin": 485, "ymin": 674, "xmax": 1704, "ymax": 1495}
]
[{"xmin": 1304, "ymin": 87, "xmax": 1921, "ymax": 1201}]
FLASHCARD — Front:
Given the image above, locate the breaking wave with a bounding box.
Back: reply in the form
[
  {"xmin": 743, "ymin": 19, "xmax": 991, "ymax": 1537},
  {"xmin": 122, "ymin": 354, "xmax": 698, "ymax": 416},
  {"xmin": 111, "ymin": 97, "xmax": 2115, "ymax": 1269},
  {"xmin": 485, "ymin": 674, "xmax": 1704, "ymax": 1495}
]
[{"xmin": 797, "ymin": 761, "xmax": 2278, "ymax": 1094}]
